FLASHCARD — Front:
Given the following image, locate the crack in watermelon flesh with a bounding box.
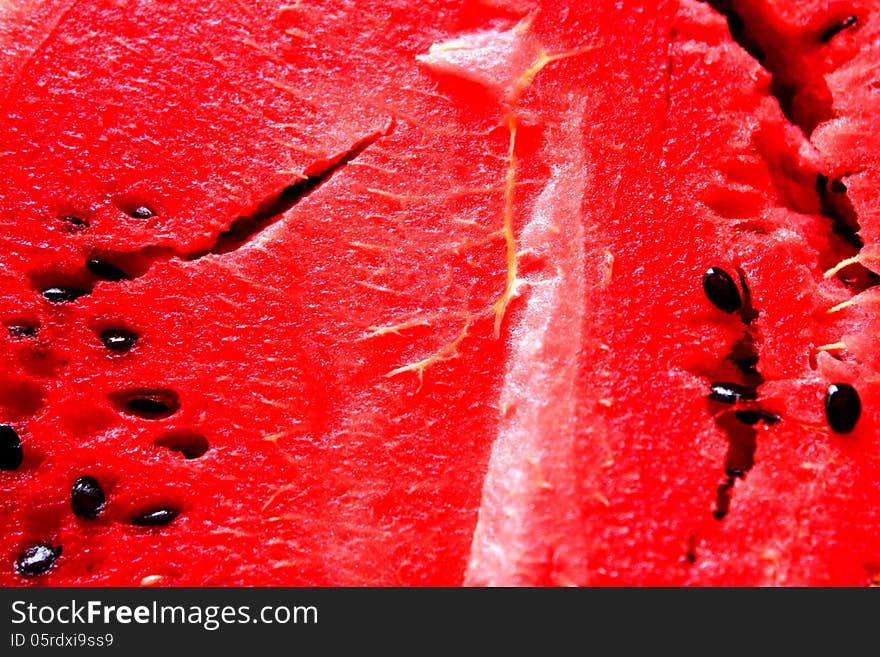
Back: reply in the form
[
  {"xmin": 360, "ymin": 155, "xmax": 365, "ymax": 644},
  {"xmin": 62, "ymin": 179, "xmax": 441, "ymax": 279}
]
[{"xmin": 1, "ymin": 0, "xmax": 879, "ymax": 586}]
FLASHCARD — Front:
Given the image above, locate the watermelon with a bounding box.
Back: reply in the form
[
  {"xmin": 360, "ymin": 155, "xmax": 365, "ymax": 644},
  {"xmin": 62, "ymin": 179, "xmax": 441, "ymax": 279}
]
[{"xmin": 1, "ymin": 0, "xmax": 878, "ymax": 586}]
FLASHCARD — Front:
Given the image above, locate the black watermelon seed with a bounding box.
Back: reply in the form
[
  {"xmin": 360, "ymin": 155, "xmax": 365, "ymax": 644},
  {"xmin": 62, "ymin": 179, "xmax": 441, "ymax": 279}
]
[
  {"xmin": 735, "ymin": 268, "xmax": 759, "ymax": 326},
  {"xmin": 702, "ymin": 267, "xmax": 742, "ymax": 313},
  {"xmin": 16, "ymin": 543, "xmax": 61, "ymax": 577},
  {"xmin": 732, "ymin": 355, "xmax": 760, "ymax": 377},
  {"xmin": 41, "ymin": 287, "xmax": 88, "ymax": 303},
  {"xmin": 820, "ymin": 15, "xmax": 858, "ymax": 43},
  {"xmin": 0, "ymin": 425, "xmax": 23, "ymax": 471},
  {"xmin": 830, "ymin": 178, "xmax": 848, "ymax": 193},
  {"xmin": 154, "ymin": 430, "xmax": 210, "ymax": 459},
  {"xmin": 825, "ymin": 383, "xmax": 861, "ymax": 433},
  {"xmin": 71, "ymin": 476, "xmax": 106, "ymax": 520},
  {"xmin": 6, "ymin": 323, "xmax": 37, "ymax": 338},
  {"xmin": 709, "ymin": 382, "xmax": 757, "ymax": 404},
  {"xmin": 130, "ymin": 206, "xmax": 155, "ymax": 219},
  {"xmin": 131, "ymin": 508, "xmax": 178, "ymax": 526},
  {"xmin": 735, "ymin": 409, "xmax": 781, "ymax": 425},
  {"xmin": 86, "ymin": 258, "xmax": 130, "ymax": 281},
  {"xmin": 59, "ymin": 215, "xmax": 89, "ymax": 232},
  {"xmin": 99, "ymin": 329, "xmax": 138, "ymax": 352},
  {"xmin": 126, "ymin": 397, "xmax": 171, "ymax": 416},
  {"xmin": 109, "ymin": 389, "xmax": 180, "ymax": 419}
]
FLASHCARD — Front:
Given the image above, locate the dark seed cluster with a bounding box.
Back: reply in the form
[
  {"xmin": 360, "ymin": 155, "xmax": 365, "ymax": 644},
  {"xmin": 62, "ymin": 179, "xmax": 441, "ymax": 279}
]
[
  {"xmin": 701, "ymin": 265, "xmax": 864, "ymax": 434},
  {"xmin": 7, "ymin": 199, "xmax": 202, "ymax": 578},
  {"xmin": 697, "ymin": 258, "xmax": 867, "ymax": 538},
  {"xmin": 700, "ymin": 267, "xmax": 777, "ymax": 526}
]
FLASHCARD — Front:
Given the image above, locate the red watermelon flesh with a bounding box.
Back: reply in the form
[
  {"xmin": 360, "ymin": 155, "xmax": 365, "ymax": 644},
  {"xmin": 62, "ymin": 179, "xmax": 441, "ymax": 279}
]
[
  {"xmin": 0, "ymin": 0, "xmax": 524, "ymax": 586},
  {"xmin": 468, "ymin": 0, "xmax": 880, "ymax": 586},
  {"xmin": 1, "ymin": 0, "xmax": 878, "ymax": 587}
]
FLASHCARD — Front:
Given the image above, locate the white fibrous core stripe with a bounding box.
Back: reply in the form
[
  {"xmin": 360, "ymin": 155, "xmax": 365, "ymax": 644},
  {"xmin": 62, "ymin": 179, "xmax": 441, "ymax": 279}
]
[{"xmin": 465, "ymin": 104, "xmax": 598, "ymax": 586}]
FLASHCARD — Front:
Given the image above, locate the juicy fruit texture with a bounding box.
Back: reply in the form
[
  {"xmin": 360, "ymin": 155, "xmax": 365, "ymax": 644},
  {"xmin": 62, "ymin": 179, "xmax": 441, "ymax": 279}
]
[
  {"xmin": 468, "ymin": 0, "xmax": 880, "ymax": 586},
  {"xmin": 1, "ymin": 0, "xmax": 878, "ymax": 586},
  {"xmin": 0, "ymin": 0, "xmax": 518, "ymax": 586}
]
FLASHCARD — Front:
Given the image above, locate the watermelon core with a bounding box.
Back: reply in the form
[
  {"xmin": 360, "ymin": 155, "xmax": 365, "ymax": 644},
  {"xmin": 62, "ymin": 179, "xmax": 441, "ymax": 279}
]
[{"xmin": 1, "ymin": 0, "xmax": 878, "ymax": 586}]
